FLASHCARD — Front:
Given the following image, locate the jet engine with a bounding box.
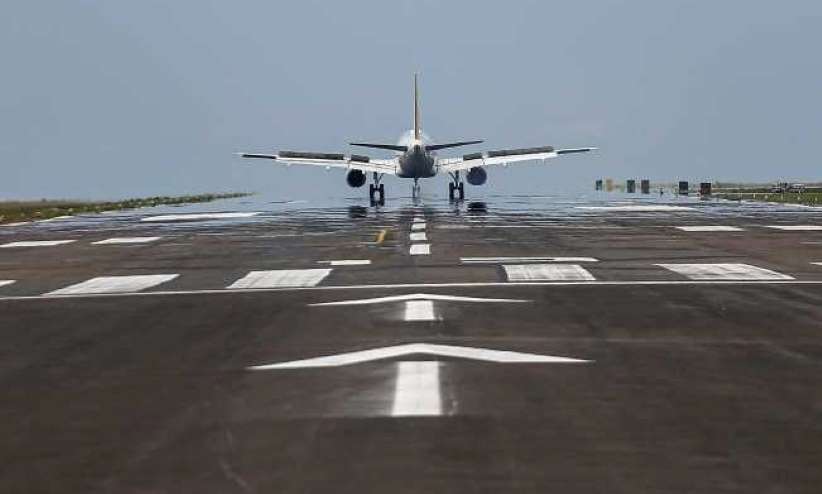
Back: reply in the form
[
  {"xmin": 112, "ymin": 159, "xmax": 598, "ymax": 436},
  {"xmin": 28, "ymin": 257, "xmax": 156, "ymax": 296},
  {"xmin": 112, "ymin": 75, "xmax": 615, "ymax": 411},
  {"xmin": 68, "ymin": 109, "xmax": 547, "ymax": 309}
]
[
  {"xmin": 466, "ymin": 167, "xmax": 487, "ymax": 186},
  {"xmin": 346, "ymin": 169, "xmax": 366, "ymax": 188}
]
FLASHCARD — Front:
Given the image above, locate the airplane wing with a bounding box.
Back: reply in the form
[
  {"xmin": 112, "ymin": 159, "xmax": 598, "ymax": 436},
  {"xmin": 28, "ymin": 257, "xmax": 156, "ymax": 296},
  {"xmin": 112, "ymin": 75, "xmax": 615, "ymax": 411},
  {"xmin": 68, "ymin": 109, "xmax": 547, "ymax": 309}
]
[
  {"xmin": 237, "ymin": 150, "xmax": 399, "ymax": 175},
  {"xmin": 438, "ymin": 146, "xmax": 596, "ymax": 173}
]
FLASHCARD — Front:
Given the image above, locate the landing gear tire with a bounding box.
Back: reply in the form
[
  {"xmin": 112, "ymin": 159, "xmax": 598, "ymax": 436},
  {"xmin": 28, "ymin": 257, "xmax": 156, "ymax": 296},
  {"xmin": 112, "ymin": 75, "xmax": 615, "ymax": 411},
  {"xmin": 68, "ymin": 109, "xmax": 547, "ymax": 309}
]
[
  {"xmin": 449, "ymin": 182, "xmax": 465, "ymax": 201},
  {"xmin": 370, "ymin": 183, "xmax": 385, "ymax": 206}
]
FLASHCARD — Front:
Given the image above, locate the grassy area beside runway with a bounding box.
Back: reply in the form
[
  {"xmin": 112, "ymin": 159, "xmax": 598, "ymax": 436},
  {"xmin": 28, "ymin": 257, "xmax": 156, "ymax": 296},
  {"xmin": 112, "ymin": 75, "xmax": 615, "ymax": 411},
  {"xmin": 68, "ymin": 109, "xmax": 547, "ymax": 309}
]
[
  {"xmin": 714, "ymin": 191, "xmax": 822, "ymax": 206},
  {"xmin": 0, "ymin": 192, "xmax": 253, "ymax": 224}
]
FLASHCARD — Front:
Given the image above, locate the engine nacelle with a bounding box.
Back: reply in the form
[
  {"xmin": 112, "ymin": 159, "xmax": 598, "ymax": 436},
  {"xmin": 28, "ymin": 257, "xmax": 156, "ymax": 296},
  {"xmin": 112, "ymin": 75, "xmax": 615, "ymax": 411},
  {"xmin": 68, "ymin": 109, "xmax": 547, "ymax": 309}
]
[
  {"xmin": 466, "ymin": 167, "xmax": 487, "ymax": 186},
  {"xmin": 346, "ymin": 169, "xmax": 366, "ymax": 188}
]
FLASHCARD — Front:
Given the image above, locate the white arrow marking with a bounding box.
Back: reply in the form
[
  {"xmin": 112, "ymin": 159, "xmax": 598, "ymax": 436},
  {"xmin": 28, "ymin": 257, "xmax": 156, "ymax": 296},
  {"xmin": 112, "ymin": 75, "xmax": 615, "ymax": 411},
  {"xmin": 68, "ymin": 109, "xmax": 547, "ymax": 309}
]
[
  {"xmin": 247, "ymin": 343, "xmax": 590, "ymax": 370},
  {"xmin": 309, "ymin": 293, "xmax": 530, "ymax": 306}
]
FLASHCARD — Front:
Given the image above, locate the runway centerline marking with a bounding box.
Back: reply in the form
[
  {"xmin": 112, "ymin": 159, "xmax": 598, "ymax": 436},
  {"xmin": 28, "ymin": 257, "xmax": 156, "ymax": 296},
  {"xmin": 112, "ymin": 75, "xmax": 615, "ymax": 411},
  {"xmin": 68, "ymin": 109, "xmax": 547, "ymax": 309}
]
[
  {"xmin": 227, "ymin": 269, "xmax": 332, "ymax": 289},
  {"xmin": 392, "ymin": 361, "xmax": 441, "ymax": 417},
  {"xmin": 411, "ymin": 223, "xmax": 426, "ymax": 231},
  {"xmin": 92, "ymin": 236, "xmax": 162, "ymax": 245},
  {"xmin": 46, "ymin": 274, "xmax": 179, "ymax": 295},
  {"xmin": 317, "ymin": 260, "xmax": 371, "ymax": 266},
  {"xmin": 656, "ymin": 263, "xmax": 794, "ymax": 281},
  {"xmin": 1, "ymin": 240, "xmax": 76, "ymax": 248},
  {"xmin": 409, "ymin": 232, "xmax": 427, "ymax": 242},
  {"xmin": 504, "ymin": 264, "xmax": 596, "ymax": 282},
  {"xmin": 410, "ymin": 244, "xmax": 430, "ymax": 256},
  {"xmin": 675, "ymin": 226, "xmax": 743, "ymax": 232},
  {"xmin": 462, "ymin": 256, "xmax": 598, "ymax": 264},
  {"xmin": 403, "ymin": 300, "xmax": 437, "ymax": 321},
  {"xmin": 765, "ymin": 225, "xmax": 822, "ymax": 231},
  {"xmin": 141, "ymin": 212, "xmax": 262, "ymax": 222}
]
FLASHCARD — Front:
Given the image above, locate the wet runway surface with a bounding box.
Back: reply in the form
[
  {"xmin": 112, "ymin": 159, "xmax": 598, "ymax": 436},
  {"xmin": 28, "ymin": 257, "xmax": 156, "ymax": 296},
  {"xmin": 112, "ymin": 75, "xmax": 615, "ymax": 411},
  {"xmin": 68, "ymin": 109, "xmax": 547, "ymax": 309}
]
[{"xmin": 3, "ymin": 193, "xmax": 822, "ymax": 492}]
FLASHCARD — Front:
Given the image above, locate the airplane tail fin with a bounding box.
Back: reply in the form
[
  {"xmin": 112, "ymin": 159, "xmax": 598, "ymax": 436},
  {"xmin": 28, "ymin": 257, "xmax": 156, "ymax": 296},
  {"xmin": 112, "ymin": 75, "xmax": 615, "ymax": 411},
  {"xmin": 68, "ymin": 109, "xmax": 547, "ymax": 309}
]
[{"xmin": 413, "ymin": 73, "xmax": 420, "ymax": 140}]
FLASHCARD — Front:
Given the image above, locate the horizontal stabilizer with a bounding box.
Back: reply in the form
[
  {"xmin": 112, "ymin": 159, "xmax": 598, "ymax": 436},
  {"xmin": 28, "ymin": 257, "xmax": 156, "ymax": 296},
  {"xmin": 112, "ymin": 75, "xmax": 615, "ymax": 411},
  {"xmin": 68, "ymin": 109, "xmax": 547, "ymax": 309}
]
[
  {"xmin": 350, "ymin": 143, "xmax": 408, "ymax": 152},
  {"xmin": 426, "ymin": 140, "xmax": 484, "ymax": 151}
]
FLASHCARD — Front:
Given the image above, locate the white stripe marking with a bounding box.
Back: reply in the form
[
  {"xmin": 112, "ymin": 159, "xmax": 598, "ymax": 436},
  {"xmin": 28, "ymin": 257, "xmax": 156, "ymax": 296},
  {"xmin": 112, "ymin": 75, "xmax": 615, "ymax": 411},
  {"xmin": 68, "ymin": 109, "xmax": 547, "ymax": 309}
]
[
  {"xmin": 765, "ymin": 225, "xmax": 822, "ymax": 231},
  {"xmin": 812, "ymin": 262, "xmax": 822, "ymax": 266},
  {"xmin": 410, "ymin": 244, "xmax": 430, "ymax": 256},
  {"xmin": 676, "ymin": 226, "xmax": 743, "ymax": 232},
  {"xmin": 311, "ymin": 293, "xmax": 529, "ymax": 306},
  {"xmin": 504, "ymin": 264, "xmax": 595, "ymax": 281},
  {"xmin": 392, "ymin": 361, "xmax": 442, "ymax": 417},
  {"xmin": 0, "ymin": 280, "xmax": 16, "ymax": 288},
  {"xmin": 1, "ymin": 240, "xmax": 76, "ymax": 248},
  {"xmin": 412, "ymin": 217, "xmax": 425, "ymax": 223},
  {"xmin": 409, "ymin": 232, "xmax": 427, "ymax": 241},
  {"xmin": 317, "ymin": 260, "xmax": 371, "ymax": 266},
  {"xmin": 1, "ymin": 221, "xmax": 30, "ymax": 227},
  {"xmin": 248, "ymin": 343, "xmax": 590, "ymax": 369},
  {"xmin": 462, "ymin": 256, "xmax": 598, "ymax": 264},
  {"xmin": 411, "ymin": 223, "xmax": 426, "ymax": 231},
  {"xmin": 403, "ymin": 300, "xmax": 437, "ymax": 321},
  {"xmin": 47, "ymin": 274, "xmax": 178, "ymax": 295},
  {"xmin": 92, "ymin": 236, "xmax": 161, "ymax": 245},
  {"xmin": 577, "ymin": 205, "xmax": 695, "ymax": 211},
  {"xmin": 656, "ymin": 263, "xmax": 794, "ymax": 280},
  {"xmin": 141, "ymin": 212, "xmax": 262, "ymax": 222},
  {"xmin": 227, "ymin": 269, "xmax": 332, "ymax": 289}
]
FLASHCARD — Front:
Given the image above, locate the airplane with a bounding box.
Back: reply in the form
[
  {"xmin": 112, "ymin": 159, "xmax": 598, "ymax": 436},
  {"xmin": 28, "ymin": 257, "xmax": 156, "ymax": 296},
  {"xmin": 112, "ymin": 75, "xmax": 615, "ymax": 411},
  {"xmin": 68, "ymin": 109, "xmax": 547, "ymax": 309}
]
[{"xmin": 238, "ymin": 74, "xmax": 596, "ymax": 205}]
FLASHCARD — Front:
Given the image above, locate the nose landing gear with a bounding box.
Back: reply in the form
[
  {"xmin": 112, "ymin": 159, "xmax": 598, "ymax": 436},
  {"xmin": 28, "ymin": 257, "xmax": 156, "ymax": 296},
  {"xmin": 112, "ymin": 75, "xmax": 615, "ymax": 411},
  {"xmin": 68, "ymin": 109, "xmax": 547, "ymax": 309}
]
[
  {"xmin": 369, "ymin": 172, "xmax": 385, "ymax": 206},
  {"xmin": 448, "ymin": 172, "xmax": 465, "ymax": 201}
]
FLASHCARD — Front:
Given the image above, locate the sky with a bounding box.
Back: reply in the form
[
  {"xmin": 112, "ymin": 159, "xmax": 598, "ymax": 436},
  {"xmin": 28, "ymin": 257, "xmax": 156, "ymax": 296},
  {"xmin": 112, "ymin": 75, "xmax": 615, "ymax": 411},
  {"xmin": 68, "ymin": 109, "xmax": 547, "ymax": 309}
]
[{"xmin": 1, "ymin": 0, "xmax": 821, "ymax": 200}]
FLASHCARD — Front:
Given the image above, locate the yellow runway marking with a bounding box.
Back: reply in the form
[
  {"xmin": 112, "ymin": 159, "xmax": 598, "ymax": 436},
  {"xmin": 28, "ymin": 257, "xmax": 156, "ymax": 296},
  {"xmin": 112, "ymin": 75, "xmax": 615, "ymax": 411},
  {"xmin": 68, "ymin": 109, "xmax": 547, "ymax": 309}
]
[{"xmin": 376, "ymin": 229, "xmax": 388, "ymax": 244}]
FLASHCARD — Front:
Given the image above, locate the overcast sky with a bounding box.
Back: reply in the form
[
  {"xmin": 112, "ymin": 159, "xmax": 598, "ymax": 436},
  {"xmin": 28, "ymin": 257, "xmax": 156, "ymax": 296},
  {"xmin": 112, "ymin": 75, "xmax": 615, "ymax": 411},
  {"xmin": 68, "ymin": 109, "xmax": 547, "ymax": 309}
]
[{"xmin": 1, "ymin": 1, "xmax": 821, "ymax": 200}]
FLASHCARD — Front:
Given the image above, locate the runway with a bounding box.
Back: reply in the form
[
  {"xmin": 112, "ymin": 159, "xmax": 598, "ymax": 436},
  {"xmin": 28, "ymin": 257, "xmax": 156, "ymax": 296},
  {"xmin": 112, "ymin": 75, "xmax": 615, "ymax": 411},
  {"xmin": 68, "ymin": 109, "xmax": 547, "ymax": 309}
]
[{"xmin": 2, "ymin": 192, "xmax": 822, "ymax": 493}]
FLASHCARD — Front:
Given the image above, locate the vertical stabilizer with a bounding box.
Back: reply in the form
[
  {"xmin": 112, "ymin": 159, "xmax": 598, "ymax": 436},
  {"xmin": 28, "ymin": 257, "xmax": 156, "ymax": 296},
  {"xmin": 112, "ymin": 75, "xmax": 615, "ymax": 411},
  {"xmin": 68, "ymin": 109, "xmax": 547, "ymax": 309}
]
[{"xmin": 413, "ymin": 73, "xmax": 421, "ymax": 140}]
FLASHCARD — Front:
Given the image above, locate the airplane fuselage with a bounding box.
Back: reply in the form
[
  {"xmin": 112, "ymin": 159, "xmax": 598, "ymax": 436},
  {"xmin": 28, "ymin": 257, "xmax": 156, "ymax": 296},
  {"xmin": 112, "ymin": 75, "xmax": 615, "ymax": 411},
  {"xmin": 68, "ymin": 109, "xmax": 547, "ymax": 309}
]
[{"xmin": 397, "ymin": 140, "xmax": 436, "ymax": 179}]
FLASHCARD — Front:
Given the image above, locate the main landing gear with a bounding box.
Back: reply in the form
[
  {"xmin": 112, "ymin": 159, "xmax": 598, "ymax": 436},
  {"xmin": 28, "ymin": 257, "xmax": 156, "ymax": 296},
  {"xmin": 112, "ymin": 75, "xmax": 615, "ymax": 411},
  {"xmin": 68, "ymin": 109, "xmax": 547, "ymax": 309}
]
[
  {"xmin": 369, "ymin": 172, "xmax": 385, "ymax": 206},
  {"xmin": 448, "ymin": 171, "xmax": 465, "ymax": 201}
]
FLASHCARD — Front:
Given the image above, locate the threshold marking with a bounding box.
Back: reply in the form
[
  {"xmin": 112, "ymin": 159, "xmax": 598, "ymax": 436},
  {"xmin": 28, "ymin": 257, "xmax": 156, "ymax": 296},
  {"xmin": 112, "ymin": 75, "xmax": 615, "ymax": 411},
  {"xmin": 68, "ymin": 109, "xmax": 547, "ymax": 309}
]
[
  {"xmin": 248, "ymin": 343, "xmax": 590, "ymax": 369},
  {"xmin": 765, "ymin": 225, "xmax": 822, "ymax": 231},
  {"xmin": 656, "ymin": 263, "xmax": 793, "ymax": 281},
  {"xmin": 462, "ymin": 256, "xmax": 598, "ymax": 264},
  {"xmin": 47, "ymin": 274, "xmax": 179, "ymax": 295},
  {"xmin": 141, "ymin": 212, "xmax": 262, "ymax": 222},
  {"xmin": 675, "ymin": 226, "xmax": 743, "ymax": 232},
  {"xmin": 410, "ymin": 232, "xmax": 427, "ymax": 242},
  {"xmin": 1, "ymin": 240, "xmax": 76, "ymax": 248},
  {"xmin": 317, "ymin": 260, "xmax": 371, "ymax": 266},
  {"xmin": 403, "ymin": 300, "xmax": 437, "ymax": 321},
  {"xmin": 504, "ymin": 264, "xmax": 596, "ymax": 282},
  {"xmin": 411, "ymin": 223, "xmax": 426, "ymax": 231},
  {"xmin": 412, "ymin": 217, "xmax": 425, "ymax": 223},
  {"xmin": 392, "ymin": 361, "xmax": 441, "ymax": 417},
  {"xmin": 410, "ymin": 244, "xmax": 430, "ymax": 256},
  {"xmin": 310, "ymin": 293, "xmax": 529, "ymax": 306},
  {"xmin": 0, "ymin": 280, "xmax": 16, "ymax": 288},
  {"xmin": 227, "ymin": 269, "xmax": 332, "ymax": 289},
  {"xmin": 92, "ymin": 236, "xmax": 161, "ymax": 245}
]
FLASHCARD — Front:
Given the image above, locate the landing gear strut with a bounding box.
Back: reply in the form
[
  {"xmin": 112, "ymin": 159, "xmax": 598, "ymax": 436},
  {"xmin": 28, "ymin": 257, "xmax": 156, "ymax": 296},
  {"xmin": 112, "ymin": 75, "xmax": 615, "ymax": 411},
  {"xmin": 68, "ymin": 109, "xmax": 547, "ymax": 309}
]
[
  {"xmin": 412, "ymin": 178, "xmax": 421, "ymax": 198},
  {"xmin": 448, "ymin": 172, "xmax": 465, "ymax": 201},
  {"xmin": 369, "ymin": 172, "xmax": 385, "ymax": 206}
]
